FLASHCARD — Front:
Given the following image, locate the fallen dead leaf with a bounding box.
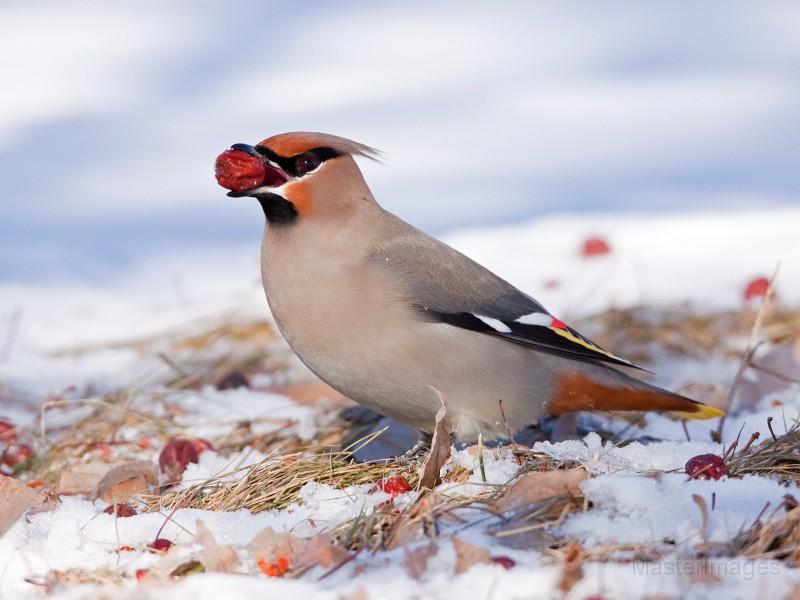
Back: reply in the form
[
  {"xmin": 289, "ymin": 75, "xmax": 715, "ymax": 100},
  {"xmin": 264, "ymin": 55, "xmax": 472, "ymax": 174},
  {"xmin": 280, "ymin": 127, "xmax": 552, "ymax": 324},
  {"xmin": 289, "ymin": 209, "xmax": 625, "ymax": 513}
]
[
  {"xmin": 557, "ymin": 542, "xmax": 584, "ymax": 593},
  {"xmin": 0, "ymin": 476, "xmax": 42, "ymax": 535},
  {"xmin": 195, "ymin": 520, "xmax": 239, "ymax": 573},
  {"xmin": 295, "ymin": 532, "xmax": 351, "ymax": 569},
  {"xmin": 58, "ymin": 461, "xmax": 111, "ymax": 495},
  {"xmin": 692, "ymin": 494, "xmax": 709, "ymax": 543},
  {"xmin": 494, "ymin": 468, "xmax": 587, "ymax": 513},
  {"xmin": 419, "ymin": 389, "xmax": 451, "ymax": 489},
  {"xmin": 95, "ymin": 461, "xmax": 158, "ymax": 503},
  {"xmin": 452, "ymin": 536, "xmax": 492, "ymax": 574},
  {"xmin": 402, "ymin": 543, "xmax": 438, "ymax": 580},
  {"xmin": 170, "ymin": 560, "xmax": 205, "ymax": 578},
  {"xmin": 249, "ymin": 526, "xmax": 306, "ymax": 564}
]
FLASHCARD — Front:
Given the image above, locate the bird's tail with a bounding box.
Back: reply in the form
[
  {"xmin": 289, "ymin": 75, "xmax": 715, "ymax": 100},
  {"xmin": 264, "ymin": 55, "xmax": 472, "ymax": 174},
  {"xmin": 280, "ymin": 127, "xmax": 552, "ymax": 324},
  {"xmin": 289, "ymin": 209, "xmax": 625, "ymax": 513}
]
[{"xmin": 549, "ymin": 372, "xmax": 725, "ymax": 420}]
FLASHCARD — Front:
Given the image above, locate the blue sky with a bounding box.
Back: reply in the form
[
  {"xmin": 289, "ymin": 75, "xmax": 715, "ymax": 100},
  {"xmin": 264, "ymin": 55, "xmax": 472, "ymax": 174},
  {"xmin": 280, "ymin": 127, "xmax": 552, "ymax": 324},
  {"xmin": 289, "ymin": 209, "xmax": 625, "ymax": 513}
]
[{"xmin": 2, "ymin": 1, "xmax": 799, "ymax": 281}]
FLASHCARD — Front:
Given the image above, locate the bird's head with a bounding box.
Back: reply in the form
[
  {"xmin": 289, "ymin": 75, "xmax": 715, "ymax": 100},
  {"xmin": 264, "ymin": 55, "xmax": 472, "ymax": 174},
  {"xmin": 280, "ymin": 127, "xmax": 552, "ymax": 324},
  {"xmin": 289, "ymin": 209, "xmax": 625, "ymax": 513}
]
[{"xmin": 215, "ymin": 132, "xmax": 380, "ymax": 225}]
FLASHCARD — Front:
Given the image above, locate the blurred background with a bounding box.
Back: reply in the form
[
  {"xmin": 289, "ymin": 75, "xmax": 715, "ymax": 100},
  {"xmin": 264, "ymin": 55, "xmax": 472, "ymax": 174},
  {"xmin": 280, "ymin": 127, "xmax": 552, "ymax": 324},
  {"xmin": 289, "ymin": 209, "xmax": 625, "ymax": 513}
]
[{"xmin": 2, "ymin": 0, "xmax": 799, "ymax": 282}]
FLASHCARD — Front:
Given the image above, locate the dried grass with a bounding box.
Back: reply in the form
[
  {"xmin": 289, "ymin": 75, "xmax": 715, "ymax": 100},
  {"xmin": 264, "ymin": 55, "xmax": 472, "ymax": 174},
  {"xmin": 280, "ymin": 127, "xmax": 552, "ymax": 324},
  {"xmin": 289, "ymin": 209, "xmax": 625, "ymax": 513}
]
[
  {"xmin": 152, "ymin": 436, "xmax": 418, "ymax": 514},
  {"xmin": 586, "ymin": 305, "xmax": 800, "ymax": 363},
  {"xmin": 727, "ymin": 418, "xmax": 800, "ymax": 482}
]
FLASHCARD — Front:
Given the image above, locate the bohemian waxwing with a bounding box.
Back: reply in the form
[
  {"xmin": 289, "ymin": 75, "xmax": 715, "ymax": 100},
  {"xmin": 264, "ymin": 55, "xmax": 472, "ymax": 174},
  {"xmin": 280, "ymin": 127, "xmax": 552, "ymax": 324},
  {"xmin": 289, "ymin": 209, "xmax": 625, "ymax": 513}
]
[{"xmin": 214, "ymin": 132, "xmax": 723, "ymax": 443}]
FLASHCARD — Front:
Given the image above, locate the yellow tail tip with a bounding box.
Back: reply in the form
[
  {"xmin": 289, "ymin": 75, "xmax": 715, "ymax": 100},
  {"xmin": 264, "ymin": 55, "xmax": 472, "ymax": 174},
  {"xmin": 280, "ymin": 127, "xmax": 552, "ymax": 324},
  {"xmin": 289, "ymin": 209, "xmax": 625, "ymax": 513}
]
[{"xmin": 672, "ymin": 404, "xmax": 725, "ymax": 420}]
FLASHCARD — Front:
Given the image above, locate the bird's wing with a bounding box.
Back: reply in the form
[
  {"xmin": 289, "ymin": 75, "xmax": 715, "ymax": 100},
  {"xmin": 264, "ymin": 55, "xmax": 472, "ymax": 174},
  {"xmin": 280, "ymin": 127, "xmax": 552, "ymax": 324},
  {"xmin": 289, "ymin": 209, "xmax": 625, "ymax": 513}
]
[{"xmin": 370, "ymin": 221, "xmax": 641, "ymax": 370}]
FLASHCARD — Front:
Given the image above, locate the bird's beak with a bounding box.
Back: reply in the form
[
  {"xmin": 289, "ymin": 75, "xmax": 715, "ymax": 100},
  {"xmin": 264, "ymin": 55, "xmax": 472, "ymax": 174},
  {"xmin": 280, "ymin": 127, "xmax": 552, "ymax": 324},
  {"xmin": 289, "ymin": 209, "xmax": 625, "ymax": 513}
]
[{"xmin": 223, "ymin": 143, "xmax": 290, "ymax": 197}]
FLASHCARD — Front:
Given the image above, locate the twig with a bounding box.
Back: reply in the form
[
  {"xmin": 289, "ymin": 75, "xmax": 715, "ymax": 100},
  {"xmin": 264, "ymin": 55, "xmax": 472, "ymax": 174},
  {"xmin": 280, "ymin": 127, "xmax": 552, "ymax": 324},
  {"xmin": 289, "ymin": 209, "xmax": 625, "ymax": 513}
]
[
  {"xmin": 767, "ymin": 417, "xmax": 777, "ymax": 442},
  {"xmin": 723, "ymin": 424, "xmax": 746, "ymax": 460},
  {"xmin": 497, "ymin": 400, "xmax": 521, "ymax": 462},
  {"xmin": 740, "ymin": 432, "xmax": 760, "ymax": 454},
  {"xmin": 715, "ymin": 262, "xmax": 780, "ymax": 441},
  {"xmin": 158, "ymin": 352, "xmax": 191, "ymax": 379}
]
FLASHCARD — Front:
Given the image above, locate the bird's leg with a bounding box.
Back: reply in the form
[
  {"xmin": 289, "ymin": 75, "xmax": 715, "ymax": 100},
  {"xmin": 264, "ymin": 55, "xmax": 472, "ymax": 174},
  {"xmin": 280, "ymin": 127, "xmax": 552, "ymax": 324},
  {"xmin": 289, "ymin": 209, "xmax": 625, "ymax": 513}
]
[{"xmin": 398, "ymin": 430, "xmax": 433, "ymax": 463}]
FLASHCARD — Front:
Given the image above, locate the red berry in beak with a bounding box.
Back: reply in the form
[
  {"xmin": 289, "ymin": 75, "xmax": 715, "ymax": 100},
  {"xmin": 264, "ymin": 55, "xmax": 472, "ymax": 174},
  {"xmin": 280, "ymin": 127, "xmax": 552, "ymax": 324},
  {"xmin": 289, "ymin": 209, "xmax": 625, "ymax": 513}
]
[
  {"xmin": 685, "ymin": 453, "xmax": 728, "ymax": 480},
  {"xmin": 215, "ymin": 149, "xmax": 267, "ymax": 192}
]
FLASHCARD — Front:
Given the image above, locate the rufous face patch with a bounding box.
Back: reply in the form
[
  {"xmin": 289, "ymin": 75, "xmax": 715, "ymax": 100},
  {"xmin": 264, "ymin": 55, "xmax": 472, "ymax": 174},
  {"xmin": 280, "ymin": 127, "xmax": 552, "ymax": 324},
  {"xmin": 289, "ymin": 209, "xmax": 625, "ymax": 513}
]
[{"xmin": 280, "ymin": 179, "xmax": 314, "ymax": 216}]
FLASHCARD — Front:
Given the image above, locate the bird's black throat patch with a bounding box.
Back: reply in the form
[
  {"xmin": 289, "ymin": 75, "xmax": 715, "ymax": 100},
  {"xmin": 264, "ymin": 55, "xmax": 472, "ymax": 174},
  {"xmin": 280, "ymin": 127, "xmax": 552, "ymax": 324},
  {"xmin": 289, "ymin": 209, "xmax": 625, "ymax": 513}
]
[{"xmin": 255, "ymin": 193, "xmax": 298, "ymax": 226}]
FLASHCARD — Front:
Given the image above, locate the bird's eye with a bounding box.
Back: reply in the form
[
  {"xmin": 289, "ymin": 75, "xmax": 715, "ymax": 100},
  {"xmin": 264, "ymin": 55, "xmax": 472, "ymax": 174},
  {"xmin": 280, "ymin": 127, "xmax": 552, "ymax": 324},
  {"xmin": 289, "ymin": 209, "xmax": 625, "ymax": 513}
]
[{"xmin": 294, "ymin": 153, "xmax": 320, "ymax": 175}]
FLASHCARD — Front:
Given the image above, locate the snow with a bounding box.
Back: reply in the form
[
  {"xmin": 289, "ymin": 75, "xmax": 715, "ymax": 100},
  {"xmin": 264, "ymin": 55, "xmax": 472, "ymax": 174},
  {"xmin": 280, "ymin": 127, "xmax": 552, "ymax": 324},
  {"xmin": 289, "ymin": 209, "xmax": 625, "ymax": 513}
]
[
  {"xmin": 1, "ymin": 207, "xmax": 799, "ymax": 598},
  {"xmin": 170, "ymin": 387, "xmax": 318, "ymax": 442},
  {"xmin": 565, "ymin": 473, "xmax": 788, "ymax": 546}
]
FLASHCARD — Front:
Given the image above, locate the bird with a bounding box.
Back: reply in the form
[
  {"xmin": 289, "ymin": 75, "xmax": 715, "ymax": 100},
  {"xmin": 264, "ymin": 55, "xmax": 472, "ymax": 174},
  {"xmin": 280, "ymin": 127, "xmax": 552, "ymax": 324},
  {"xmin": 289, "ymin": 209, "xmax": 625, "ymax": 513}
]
[{"xmin": 214, "ymin": 131, "xmax": 724, "ymax": 444}]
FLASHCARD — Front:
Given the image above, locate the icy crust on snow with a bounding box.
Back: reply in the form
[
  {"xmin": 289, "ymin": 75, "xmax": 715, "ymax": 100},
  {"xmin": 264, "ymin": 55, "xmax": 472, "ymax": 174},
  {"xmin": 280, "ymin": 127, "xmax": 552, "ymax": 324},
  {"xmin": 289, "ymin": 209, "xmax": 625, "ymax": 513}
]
[{"xmin": 533, "ymin": 432, "xmax": 721, "ymax": 476}]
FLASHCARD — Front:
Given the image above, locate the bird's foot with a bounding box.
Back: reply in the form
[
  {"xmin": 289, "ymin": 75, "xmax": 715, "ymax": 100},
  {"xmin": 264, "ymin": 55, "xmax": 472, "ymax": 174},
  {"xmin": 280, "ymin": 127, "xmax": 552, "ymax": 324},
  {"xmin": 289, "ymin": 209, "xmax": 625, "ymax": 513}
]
[{"xmin": 397, "ymin": 431, "xmax": 433, "ymax": 464}]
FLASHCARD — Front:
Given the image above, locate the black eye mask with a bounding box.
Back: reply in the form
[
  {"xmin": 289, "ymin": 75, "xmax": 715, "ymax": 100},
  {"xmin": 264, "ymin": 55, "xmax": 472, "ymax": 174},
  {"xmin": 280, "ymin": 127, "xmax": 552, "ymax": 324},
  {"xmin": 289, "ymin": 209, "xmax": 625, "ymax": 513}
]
[{"xmin": 254, "ymin": 146, "xmax": 340, "ymax": 178}]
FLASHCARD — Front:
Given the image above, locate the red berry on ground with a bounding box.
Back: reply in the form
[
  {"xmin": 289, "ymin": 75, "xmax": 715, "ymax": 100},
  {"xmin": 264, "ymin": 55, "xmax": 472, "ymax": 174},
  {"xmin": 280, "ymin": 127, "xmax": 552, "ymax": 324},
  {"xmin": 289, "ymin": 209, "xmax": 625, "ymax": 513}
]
[
  {"xmin": 257, "ymin": 555, "xmax": 290, "ymax": 577},
  {"xmin": 148, "ymin": 538, "xmax": 173, "ymax": 553},
  {"xmin": 371, "ymin": 475, "xmax": 412, "ymax": 498},
  {"xmin": 104, "ymin": 503, "xmax": 137, "ymax": 517},
  {"xmin": 189, "ymin": 438, "xmax": 214, "ymax": 455},
  {"xmin": 491, "ymin": 556, "xmax": 516, "ymax": 569},
  {"xmin": 685, "ymin": 454, "xmax": 728, "ymax": 480},
  {"xmin": 2, "ymin": 444, "xmax": 34, "ymax": 468},
  {"xmin": 159, "ymin": 439, "xmax": 199, "ymax": 479},
  {"xmin": 744, "ymin": 277, "xmax": 772, "ymax": 301},
  {"xmin": 581, "ymin": 237, "xmax": 611, "ymax": 257},
  {"xmin": 215, "ymin": 149, "xmax": 267, "ymax": 192},
  {"xmin": 135, "ymin": 569, "xmax": 149, "ymax": 581}
]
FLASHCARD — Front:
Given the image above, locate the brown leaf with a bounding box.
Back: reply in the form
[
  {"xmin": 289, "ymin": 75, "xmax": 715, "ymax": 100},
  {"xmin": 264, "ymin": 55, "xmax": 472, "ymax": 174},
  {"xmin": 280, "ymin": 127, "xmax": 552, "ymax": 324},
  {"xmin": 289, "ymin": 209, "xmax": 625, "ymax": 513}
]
[
  {"xmin": 170, "ymin": 560, "xmax": 205, "ymax": 578},
  {"xmin": 195, "ymin": 520, "xmax": 239, "ymax": 573},
  {"xmin": 557, "ymin": 542, "xmax": 584, "ymax": 593},
  {"xmin": 385, "ymin": 513, "xmax": 425, "ymax": 550},
  {"xmin": 0, "ymin": 476, "xmax": 42, "ymax": 535},
  {"xmin": 57, "ymin": 461, "xmax": 111, "ymax": 495},
  {"xmin": 95, "ymin": 461, "xmax": 157, "ymax": 503},
  {"xmin": 295, "ymin": 532, "xmax": 351, "ymax": 569},
  {"xmin": 419, "ymin": 388, "xmax": 451, "ymax": 489},
  {"xmin": 452, "ymin": 537, "xmax": 491, "ymax": 574},
  {"xmin": 402, "ymin": 543, "xmax": 438, "ymax": 580},
  {"xmin": 692, "ymin": 494, "xmax": 709, "ymax": 542},
  {"xmin": 249, "ymin": 527, "xmax": 306, "ymax": 564},
  {"xmin": 494, "ymin": 468, "xmax": 587, "ymax": 513}
]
